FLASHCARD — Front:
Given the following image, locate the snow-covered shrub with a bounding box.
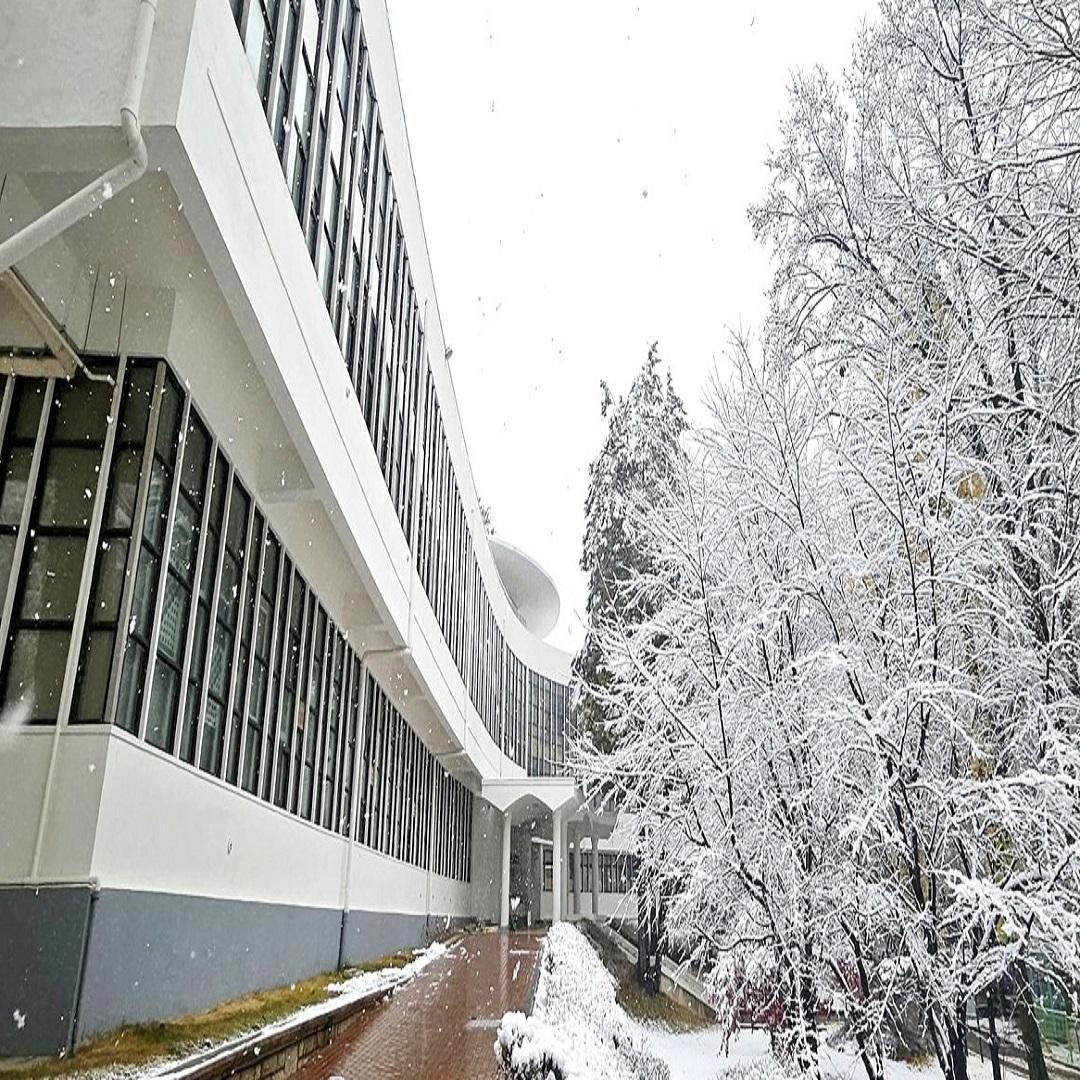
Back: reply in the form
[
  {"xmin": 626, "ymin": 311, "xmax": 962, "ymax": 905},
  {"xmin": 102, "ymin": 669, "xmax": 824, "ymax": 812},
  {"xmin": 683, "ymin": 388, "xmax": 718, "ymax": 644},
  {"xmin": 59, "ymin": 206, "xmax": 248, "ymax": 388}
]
[
  {"xmin": 714, "ymin": 1054, "xmax": 791, "ymax": 1080},
  {"xmin": 496, "ymin": 922, "xmax": 669, "ymax": 1080}
]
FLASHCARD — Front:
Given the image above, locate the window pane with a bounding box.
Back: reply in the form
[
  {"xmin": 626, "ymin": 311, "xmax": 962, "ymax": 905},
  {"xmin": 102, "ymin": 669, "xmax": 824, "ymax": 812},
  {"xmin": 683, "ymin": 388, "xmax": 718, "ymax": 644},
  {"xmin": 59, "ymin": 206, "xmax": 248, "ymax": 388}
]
[
  {"xmin": 52, "ymin": 377, "xmax": 111, "ymax": 441},
  {"xmin": 145, "ymin": 662, "xmax": 180, "ymax": 751},
  {"xmin": 0, "ymin": 446, "xmax": 32, "ymax": 525},
  {"xmin": 37, "ymin": 447, "xmax": 99, "ymax": 528},
  {"xmin": 4, "ymin": 629, "xmax": 69, "ymax": 722},
  {"xmin": 74, "ymin": 629, "xmax": 114, "ymax": 723},
  {"xmin": 157, "ymin": 572, "xmax": 190, "ymax": 667},
  {"xmin": 19, "ymin": 536, "xmax": 86, "ymax": 622},
  {"xmin": 105, "ymin": 448, "xmax": 142, "ymax": 531}
]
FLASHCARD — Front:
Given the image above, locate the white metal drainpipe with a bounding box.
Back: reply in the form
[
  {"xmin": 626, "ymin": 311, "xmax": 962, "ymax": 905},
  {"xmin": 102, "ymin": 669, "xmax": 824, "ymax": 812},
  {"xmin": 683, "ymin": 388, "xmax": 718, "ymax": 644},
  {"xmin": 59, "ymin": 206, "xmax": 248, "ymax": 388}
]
[
  {"xmin": 337, "ymin": 644, "xmax": 411, "ymax": 972},
  {"xmin": 0, "ymin": 0, "xmax": 159, "ymax": 275}
]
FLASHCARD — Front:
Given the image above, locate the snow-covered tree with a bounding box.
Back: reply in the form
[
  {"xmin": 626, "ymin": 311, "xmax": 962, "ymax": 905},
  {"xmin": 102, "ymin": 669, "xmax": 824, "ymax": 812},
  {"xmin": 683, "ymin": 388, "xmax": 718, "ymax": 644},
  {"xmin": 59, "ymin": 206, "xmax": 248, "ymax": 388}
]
[
  {"xmin": 573, "ymin": 344, "xmax": 687, "ymax": 754},
  {"xmin": 577, "ymin": 2, "xmax": 1080, "ymax": 1079}
]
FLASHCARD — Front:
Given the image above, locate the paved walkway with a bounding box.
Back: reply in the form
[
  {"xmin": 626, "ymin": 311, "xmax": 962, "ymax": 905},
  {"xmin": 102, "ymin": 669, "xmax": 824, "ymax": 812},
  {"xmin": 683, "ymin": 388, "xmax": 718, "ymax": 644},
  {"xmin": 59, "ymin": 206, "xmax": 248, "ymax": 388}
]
[{"xmin": 294, "ymin": 931, "xmax": 543, "ymax": 1079}]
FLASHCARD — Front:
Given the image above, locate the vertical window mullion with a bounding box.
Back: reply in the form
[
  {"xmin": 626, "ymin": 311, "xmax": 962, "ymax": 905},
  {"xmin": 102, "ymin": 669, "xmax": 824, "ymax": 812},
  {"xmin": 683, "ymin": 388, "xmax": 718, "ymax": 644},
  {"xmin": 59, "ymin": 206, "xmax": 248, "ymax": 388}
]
[
  {"xmin": 105, "ymin": 364, "xmax": 165, "ymax": 727},
  {"xmin": 173, "ymin": 436, "xmax": 218, "ymax": 757},
  {"xmin": 298, "ymin": 0, "xmax": 332, "ymax": 233},
  {"xmin": 289, "ymin": 582, "xmax": 311, "ymax": 814},
  {"xmin": 337, "ymin": 650, "xmax": 355, "ymax": 836},
  {"xmin": 264, "ymin": 0, "xmax": 292, "ymax": 126},
  {"xmin": 410, "ymin": 732, "xmax": 419, "ymax": 865},
  {"xmin": 236, "ymin": 517, "xmax": 271, "ymax": 790},
  {"xmin": 364, "ymin": 681, "xmax": 379, "ymax": 847},
  {"xmin": 318, "ymin": 629, "xmax": 340, "ymax": 826},
  {"xmin": 138, "ymin": 394, "xmax": 191, "ymax": 742},
  {"xmin": 335, "ymin": 642, "xmax": 353, "ymax": 831},
  {"xmin": 389, "ymin": 711, "xmax": 401, "ymax": 857},
  {"xmin": 260, "ymin": 549, "xmax": 289, "ymax": 799},
  {"xmin": 331, "ymin": 8, "xmax": 363, "ymax": 343},
  {"xmin": 379, "ymin": 701, "xmax": 393, "ymax": 852},
  {"xmin": 0, "ymin": 377, "xmax": 14, "ymax": 468},
  {"xmin": 280, "ymin": 0, "xmax": 309, "ymax": 174},
  {"xmin": 310, "ymin": 613, "xmax": 333, "ymax": 824},
  {"xmin": 193, "ymin": 463, "xmax": 234, "ymax": 771},
  {"xmin": 298, "ymin": 599, "xmax": 320, "ymax": 818},
  {"xmin": 267, "ymin": 563, "xmax": 295, "ymax": 802},
  {"xmin": 236, "ymin": 0, "xmax": 256, "ymax": 46},
  {"xmin": 221, "ymin": 496, "xmax": 258, "ymax": 780}
]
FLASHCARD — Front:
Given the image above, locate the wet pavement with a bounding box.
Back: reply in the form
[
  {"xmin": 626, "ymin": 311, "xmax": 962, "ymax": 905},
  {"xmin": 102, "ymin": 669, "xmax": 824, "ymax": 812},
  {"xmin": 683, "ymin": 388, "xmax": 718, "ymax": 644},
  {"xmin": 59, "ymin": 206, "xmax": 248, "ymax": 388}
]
[{"xmin": 294, "ymin": 930, "xmax": 543, "ymax": 1079}]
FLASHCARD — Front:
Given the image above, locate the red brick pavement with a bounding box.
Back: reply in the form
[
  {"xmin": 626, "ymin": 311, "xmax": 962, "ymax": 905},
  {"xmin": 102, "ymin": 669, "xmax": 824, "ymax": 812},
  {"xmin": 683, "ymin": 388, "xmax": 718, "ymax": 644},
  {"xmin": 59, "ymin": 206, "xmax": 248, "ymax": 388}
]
[{"xmin": 293, "ymin": 931, "xmax": 543, "ymax": 1079}]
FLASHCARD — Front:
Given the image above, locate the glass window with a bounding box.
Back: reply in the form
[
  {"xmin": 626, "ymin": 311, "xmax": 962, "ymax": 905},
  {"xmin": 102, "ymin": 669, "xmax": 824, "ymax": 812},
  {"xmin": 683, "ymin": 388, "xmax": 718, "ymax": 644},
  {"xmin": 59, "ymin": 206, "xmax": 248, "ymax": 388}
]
[
  {"xmin": 320, "ymin": 630, "xmax": 344, "ymax": 828},
  {"xmin": 244, "ymin": 0, "xmax": 278, "ymax": 106},
  {"xmin": 200, "ymin": 476, "xmax": 249, "ymax": 776},
  {"xmin": 3, "ymin": 373, "xmax": 114, "ymax": 724},
  {"xmin": 179, "ymin": 449, "xmax": 226, "ymax": 762},
  {"xmin": 146, "ymin": 410, "xmax": 211, "ymax": 752},
  {"xmin": 226, "ymin": 509, "xmax": 263, "ymax": 785},
  {"xmin": 275, "ymin": 569, "xmax": 305, "ymax": 808},
  {"xmin": 261, "ymin": 552, "xmax": 291, "ymax": 802},
  {"xmin": 115, "ymin": 372, "xmax": 183, "ymax": 735},
  {"xmin": 300, "ymin": 604, "xmax": 326, "ymax": 819},
  {"xmin": 242, "ymin": 529, "xmax": 279, "ymax": 794},
  {"xmin": 73, "ymin": 363, "xmax": 154, "ymax": 725}
]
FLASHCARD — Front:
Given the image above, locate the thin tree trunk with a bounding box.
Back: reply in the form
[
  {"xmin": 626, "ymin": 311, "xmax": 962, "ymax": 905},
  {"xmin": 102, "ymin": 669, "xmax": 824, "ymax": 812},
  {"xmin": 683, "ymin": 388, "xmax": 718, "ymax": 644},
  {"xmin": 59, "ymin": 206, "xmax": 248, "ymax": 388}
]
[
  {"xmin": 1014, "ymin": 963, "xmax": 1050, "ymax": 1080},
  {"xmin": 987, "ymin": 987, "xmax": 1004, "ymax": 1080}
]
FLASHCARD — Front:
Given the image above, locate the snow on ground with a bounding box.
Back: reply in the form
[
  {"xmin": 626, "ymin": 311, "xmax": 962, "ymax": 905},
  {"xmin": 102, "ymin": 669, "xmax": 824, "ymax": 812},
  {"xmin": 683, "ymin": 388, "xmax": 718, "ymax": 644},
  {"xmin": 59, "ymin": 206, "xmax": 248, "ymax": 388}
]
[
  {"xmin": 497, "ymin": 924, "xmax": 998, "ymax": 1080},
  {"xmin": 497, "ymin": 922, "xmax": 668, "ymax": 1079},
  {"xmin": 641, "ymin": 1026, "xmax": 772, "ymax": 1080}
]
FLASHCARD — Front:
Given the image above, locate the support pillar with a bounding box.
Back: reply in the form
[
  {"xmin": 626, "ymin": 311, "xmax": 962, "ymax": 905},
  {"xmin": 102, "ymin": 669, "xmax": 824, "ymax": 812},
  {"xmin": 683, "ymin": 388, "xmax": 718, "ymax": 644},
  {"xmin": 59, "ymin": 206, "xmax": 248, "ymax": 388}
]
[
  {"xmin": 590, "ymin": 825, "xmax": 600, "ymax": 919},
  {"xmin": 551, "ymin": 807, "xmax": 563, "ymax": 923},
  {"xmin": 571, "ymin": 830, "xmax": 580, "ymax": 917},
  {"xmin": 500, "ymin": 810, "xmax": 512, "ymax": 929}
]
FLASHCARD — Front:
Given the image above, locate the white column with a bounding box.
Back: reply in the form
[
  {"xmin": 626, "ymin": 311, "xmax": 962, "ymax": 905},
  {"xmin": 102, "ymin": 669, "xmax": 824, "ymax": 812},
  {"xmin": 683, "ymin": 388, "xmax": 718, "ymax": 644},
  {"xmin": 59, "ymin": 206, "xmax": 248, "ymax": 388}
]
[
  {"xmin": 551, "ymin": 807, "xmax": 564, "ymax": 923},
  {"xmin": 500, "ymin": 810, "xmax": 512, "ymax": 929},
  {"xmin": 571, "ymin": 830, "xmax": 580, "ymax": 917},
  {"xmin": 591, "ymin": 827, "xmax": 600, "ymax": 918}
]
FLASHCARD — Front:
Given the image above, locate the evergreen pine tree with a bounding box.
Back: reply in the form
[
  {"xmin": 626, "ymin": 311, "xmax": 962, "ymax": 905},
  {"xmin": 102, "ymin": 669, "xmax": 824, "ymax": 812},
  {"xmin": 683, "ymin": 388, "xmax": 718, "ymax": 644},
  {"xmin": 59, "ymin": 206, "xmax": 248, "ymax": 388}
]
[{"xmin": 573, "ymin": 344, "xmax": 686, "ymax": 752}]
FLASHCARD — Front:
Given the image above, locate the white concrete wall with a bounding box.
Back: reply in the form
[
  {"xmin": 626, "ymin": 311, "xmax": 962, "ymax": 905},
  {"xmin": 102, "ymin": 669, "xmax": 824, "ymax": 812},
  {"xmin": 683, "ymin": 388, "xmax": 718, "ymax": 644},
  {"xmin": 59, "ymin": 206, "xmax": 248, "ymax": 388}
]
[
  {"xmin": 0, "ymin": 727, "xmax": 110, "ymax": 882},
  {"xmin": 90, "ymin": 728, "xmax": 473, "ymax": 916}
]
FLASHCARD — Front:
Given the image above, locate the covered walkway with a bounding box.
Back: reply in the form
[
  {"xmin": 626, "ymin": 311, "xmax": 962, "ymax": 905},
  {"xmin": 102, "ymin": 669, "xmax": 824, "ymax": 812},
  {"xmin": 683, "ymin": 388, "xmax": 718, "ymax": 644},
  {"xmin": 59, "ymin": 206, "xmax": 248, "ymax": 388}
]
[{"xmin": 293, "ymin": 931, "xmax": 542, "ymax": 1079}]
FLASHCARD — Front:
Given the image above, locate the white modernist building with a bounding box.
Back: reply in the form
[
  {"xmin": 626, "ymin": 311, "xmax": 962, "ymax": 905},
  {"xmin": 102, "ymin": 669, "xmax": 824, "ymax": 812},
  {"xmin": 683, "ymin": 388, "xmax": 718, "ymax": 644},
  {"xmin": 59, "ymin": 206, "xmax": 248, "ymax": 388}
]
[{"xmin": 0, "ymin": 0, "xmax": 625, "ymax": 1059}]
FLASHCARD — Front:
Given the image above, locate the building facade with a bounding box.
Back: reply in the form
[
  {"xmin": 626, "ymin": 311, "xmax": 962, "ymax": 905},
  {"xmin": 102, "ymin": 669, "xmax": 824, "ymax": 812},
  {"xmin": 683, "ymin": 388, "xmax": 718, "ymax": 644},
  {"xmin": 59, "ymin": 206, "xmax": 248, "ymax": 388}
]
[{"xmin": 0, "ymin": 0, "xmax": 622, "ymax": 1058}]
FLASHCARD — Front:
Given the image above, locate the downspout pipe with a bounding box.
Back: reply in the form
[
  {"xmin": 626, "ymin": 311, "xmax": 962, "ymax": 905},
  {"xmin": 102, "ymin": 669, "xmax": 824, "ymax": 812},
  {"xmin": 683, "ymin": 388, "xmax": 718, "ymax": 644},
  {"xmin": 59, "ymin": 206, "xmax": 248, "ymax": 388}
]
[
  {"xmin": 337, "ymin": 643, "xmax": 411, "ymax": 971},
  {"xmin": 0, "ymin": 0, "xmax": 158, "ymax": 275}
]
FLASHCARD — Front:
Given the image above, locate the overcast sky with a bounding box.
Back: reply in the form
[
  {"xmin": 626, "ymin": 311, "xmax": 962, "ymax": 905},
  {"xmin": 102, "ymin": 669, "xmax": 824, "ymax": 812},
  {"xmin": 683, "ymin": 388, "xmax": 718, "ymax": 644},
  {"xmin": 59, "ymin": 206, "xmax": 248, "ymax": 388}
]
[{"xmin": 386, "ymin": 0, "xmax": 871, "ymax": 654}]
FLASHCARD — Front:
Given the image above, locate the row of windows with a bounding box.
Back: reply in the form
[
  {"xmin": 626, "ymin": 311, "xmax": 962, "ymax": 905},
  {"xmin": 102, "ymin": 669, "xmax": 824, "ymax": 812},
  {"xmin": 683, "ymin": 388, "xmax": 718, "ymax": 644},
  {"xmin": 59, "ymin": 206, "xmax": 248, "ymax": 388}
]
[
  {"xmin": 0, "ymin": 361, "xmax": 470, "ymax": 882},
  {"xmin": 413, "ymin": 380, "xmax": 571, "ymax": 774},
  {"xmin": 541, "ymin": 850, "xmax": 638, "ymax": 895},
  {"xmin": 361, "ymin": 677, "xmax": 472, "ymax": 881},
  {"xmin": 229, "ymin": 0, "xmax": 570, "ymax": 776}
]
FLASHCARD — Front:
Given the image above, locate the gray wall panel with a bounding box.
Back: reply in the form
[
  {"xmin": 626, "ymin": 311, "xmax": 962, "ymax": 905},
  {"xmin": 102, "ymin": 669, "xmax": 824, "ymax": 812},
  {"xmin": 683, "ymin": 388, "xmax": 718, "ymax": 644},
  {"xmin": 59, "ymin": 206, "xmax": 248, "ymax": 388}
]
[
  {"xmin": 0, "ymin": 886, "xmax": 91, "ymax": 1058},
  {"xmin": 74, "ymin": 890, "xmax": 462, "ymax": 1043},
  {"xmin": 340, "ymin": 909, "xmax": 426, "ymax": 967},
  {"xmin": 76, "ymin": 889, "xmax": 341, "ymax": 1039},
  {"xmin": 340, "ymin": 909, "xmax": 471, "ymax": 967}
]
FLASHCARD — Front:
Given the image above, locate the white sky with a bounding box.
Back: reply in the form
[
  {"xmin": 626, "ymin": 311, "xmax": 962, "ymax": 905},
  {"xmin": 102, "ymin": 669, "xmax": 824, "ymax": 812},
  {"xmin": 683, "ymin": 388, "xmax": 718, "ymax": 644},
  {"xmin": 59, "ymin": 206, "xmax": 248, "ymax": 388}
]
[{"xmin": 386, "ymin": 0, "xmax": 871, "ymax": 654}]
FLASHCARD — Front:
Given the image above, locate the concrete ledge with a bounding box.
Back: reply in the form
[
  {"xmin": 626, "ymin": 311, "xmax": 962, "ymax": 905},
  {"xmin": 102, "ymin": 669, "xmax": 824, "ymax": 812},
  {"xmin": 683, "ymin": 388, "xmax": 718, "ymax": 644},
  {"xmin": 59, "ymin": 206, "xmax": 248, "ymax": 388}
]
[{"xmin": 158, "ymin": 979, "xmax": 403, "ymax": 1080}]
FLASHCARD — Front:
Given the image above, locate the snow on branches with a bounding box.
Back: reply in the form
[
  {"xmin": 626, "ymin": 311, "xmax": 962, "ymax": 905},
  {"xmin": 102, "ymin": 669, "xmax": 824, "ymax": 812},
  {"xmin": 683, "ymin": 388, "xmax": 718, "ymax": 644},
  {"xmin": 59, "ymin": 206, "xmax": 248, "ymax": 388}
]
[{"xmin": 574, "ymin": 3, "xmax": 1080, "ymax": 1080}]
